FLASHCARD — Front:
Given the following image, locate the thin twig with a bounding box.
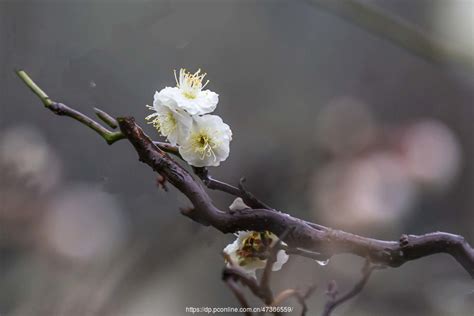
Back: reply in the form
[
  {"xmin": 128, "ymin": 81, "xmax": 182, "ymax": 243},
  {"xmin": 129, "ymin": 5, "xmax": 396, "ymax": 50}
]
[
  {"xmin": 153, "ymin": 141, "xmax": 180, "ymax": 156},
  {"xmin": 193, "ymin": 167, "xmax": 244, "ymax": 197},
  {"xmin": 239, "ymin": 178, "xmax": 273, "ymax": 210},
  {"xmin": 94, "ymin": 107, "xmax": 119, "ymax": 129},
  {"xmin": 260, "ymin": 228, "xmax": 294, "ymax": 304},
  {"xmin": 192, "ymin": 167, "xmax": 273, "ymax": 210},
  {"xmin": 16, "ymin": 70, "xmax": 124, "ymax": 145},
  {"xmin": 225, "ymin": 279, "xmax": 253, "ymax": 316},
  {"xmin": 271, "ymin": 285, "xmax": 317, "ymax": 316},
  {"xmin": 321, "ymin": 260, "xmax": 377, "ymax": 316},
  {"xmin": 16, "ymin": 69, "xmax": 53, "ymax": 107},
  {"xmin": 223, "ymin": 267, "xmax": 265, "ymax": 301},
  {"xmin": 284, "ymin": 247, "xmax": 330, "ymax": 262},
  {"xmin": 146, "ymin": 145, "xmax": 272, "ymax": 210}
]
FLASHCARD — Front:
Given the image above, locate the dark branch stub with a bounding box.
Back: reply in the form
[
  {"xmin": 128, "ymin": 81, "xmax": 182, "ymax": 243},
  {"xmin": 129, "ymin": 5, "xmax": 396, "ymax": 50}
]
[{"xmin": 192, "ymin": 167, "xmax": 272, "ymax": 210}]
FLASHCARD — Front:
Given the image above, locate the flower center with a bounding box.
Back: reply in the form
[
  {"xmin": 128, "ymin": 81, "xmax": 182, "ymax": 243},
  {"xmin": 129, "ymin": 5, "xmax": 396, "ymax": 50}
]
[
  {"xmin": 236, "ymin": 232, "xmax": 274, "ymax": 266},
  {"xmin": 174, "ymin": 68, "xmax": 209, "ymax": 99},
  {"xmin": 191, "ymin": 129, "xmax": 219, "ymax": 161},
  {"xmin": 159, "ymin": 111, "xmax": 177, "ymax": 135}
]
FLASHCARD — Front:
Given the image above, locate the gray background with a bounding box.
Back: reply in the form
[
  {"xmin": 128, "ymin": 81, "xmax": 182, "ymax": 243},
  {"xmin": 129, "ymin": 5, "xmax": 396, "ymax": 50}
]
[{"xmin": 1, "ymin": 1, "xmax": 474, "ymax": 315}]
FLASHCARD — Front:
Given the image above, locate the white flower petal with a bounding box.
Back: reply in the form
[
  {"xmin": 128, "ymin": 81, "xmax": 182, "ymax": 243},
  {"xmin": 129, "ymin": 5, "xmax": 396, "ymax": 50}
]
[
  {"xmin": 154, "ymin": 88, "xmax": 175, "ymax": 108},
  {"xmin": 222, "ymin": 231, "xmax": 289, "ymax": 278},
  {"xmin": 223, "ymin": 238, "xmax": 240, "ymax": 255},
  {"xmin": 272, "ymin": 250, "xmax": 289, "ymax": 271},
  {"xmin": 179, "ymin": 115, "xmax": 232, "ymax": 167},
  {"xmin": 229, "ymin": 198, "xmax": 250, "ymax": 211},
  {"xmin": 158, "ymin": 69, "xmax": 219, "ymax": 115},
  {"xmin": 148, "ymin": 91, "xmax": 193, "ymax": 145}
]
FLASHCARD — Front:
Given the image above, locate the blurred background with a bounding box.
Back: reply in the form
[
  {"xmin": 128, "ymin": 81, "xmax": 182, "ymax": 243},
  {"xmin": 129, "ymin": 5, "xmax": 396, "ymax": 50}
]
[{"xmin": 1, "ymin": 0, "xmax": 474, "ymax": 315}]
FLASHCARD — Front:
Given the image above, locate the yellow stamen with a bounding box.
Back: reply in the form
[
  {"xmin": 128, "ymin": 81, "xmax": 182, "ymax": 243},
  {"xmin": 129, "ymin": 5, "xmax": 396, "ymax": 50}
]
[
  {"xmin": 236, "ymin": 231, "xmax": 274, "ymax": 266},
  {"xmin": 191, "ymin": 129, "xmax": 220, "ymax": 161},
  {"xmin": 146, "ymin": 108, "xmax": 177, "ymax": 136},
  {"xmin": 174, "ymin": 68, "xmax": 209, "ymax": 99}
]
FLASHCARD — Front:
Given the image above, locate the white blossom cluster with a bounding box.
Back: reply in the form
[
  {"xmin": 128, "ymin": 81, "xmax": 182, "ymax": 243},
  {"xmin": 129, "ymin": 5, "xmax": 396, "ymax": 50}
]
[
  {"xmin": 223, "ymin": 198, "xmax": 289, "ymax": 278},
  {"xmin": 224, "ymin": 230, "xmax": 289, "ymax": 278},
  {"xmin": 147, "ymin": 71, "xmax": 288, "ymax": 277},
  {"xmin": 146, "ymin": 69, "xmax": 232, "ymax": 167}
]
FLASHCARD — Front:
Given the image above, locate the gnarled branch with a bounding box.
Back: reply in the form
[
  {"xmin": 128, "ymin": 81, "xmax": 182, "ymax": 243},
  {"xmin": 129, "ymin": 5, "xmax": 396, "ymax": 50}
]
[
  {"xmin": 16, "ymin": 70, "xmax": 474, "ymax": 315},
  {"xmin": 115, "ymin": 114, "xmax": 474, "ymax": 278}
]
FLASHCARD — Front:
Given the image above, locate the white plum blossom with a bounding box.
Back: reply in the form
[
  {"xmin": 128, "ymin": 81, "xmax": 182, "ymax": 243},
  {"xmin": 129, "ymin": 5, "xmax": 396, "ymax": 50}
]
[
  {"xmin": 155, "ymin": 68, "xmax": 218, "ymax": 115},
  {"xmin": 147, "ymin": 68, "xmax": 232, "ymax": 167},
  {"xmin": 145, "ymin": 91, "xmax": 192, "ymax": 145},
  {"xmin": 223, "ymin": 230, "xmax": 289, "ymax": 278},
  {"xmin": 179, "ymin": 115, "xmax": 232, "ymax": 167}
]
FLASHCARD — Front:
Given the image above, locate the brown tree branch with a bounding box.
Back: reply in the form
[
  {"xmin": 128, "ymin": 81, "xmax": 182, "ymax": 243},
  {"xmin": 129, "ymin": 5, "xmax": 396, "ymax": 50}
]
[
  {"xmin": 17, "ymin": 70, "xmax": 474, "ymax": 315},
  {"xmin": 16, "ymin": 70, "xmax": 125, "ymax": 145},
  {"xmin": 193, "ymin": 166, "xmax": 244, "ymax": 199},
  {"xmin": 193, "ymin": 167, "xmax": 272, "ymax": 210},
  {"xmin": 116, "ymin": 115, "xmax": 474, "ymax": 276},
  {"xmin": 17, "ymin": 67, "xmax": 266, "ymax": 207},
  {"xmin": 260, "ymin": 228, "xmax": 294, "ymax": 306},
  {"xmin": 178, "ymin": 185, "xmax": 474, "ymax": 278},
  {"xmin": 150, "ymin": 142, "xmax": 272, "ymax": 210},
  {"xmin": 223, "ymin": 267, "xmax": 266, "ymax": 302}
]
